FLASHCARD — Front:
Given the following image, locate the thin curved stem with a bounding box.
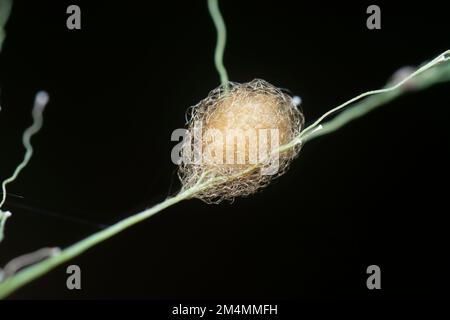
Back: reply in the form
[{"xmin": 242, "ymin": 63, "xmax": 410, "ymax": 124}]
[
  {"xmin": 307, "ymin": 56, "xmax": 450, "ymax": 140},
  {"xmin": 207, "ymin": 0, "xmax": 229, "ymax": 88},
  {"xmin": 0, "ymin": 92, "xmax": 49, "ymax": 246},
  {"xmin": 0, "ymin": 92, "xmax": 49, "ymax": 209},
  {"xmin": 299, "ymin": 51, "xmax": 450, "ymax": 142}
]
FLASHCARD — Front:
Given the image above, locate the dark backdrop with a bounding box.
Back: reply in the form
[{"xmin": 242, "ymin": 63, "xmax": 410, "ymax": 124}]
[{"xmin": 0, "ymin": 0, "xmax": 449, "ymax": 299}]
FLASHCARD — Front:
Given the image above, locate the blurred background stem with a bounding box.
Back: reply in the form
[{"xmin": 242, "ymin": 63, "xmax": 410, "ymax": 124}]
[{"xmin": 0, "ymin": 0, "xmax": 12, "ymax": 51}]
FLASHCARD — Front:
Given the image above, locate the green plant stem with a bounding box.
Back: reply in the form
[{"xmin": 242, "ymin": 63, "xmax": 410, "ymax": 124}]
[
  {"xmin": 207, "ymin": 0, "xmax": 229, "ymax": 88},
  {"xmin": 0, "ymin": 0, "xmax": 13, "ymax": 242},
  {"xmin": 0, "ymin": 211, "xmax": 10, "ymax": 243},
  {"xmin": 308, "ymin": 61, "xmax": 450, "ymax": 140},
  {"xmin": 0, "ymin": 93, "xmax": 47, "ymax": 209},
  {"xmin": 300, "ymin": 50, "xmax": 450, "ymax": 141},
  {"xmin": 1, "ymin": 53, "xmax": 449, "ymax": 298},
  {"xmin": 0, "ymin": 92, "xmax": 48, "ymax": 247},
  {"xmin": 0, "ymin": 186, "xmax": 202, "ymax": 299},
  {"xmin": 0, "ymin": 0, "xmax": 12, "ymax": 51}
]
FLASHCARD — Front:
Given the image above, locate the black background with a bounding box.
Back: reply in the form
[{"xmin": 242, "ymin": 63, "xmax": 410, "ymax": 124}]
[{"xmin": 0, "ymin": 0, "xmax": 449, "ymax": 300}]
